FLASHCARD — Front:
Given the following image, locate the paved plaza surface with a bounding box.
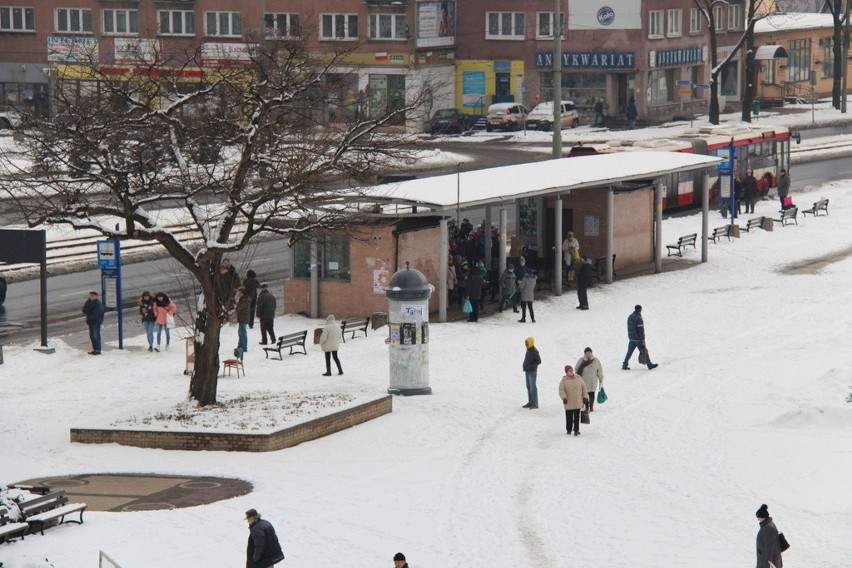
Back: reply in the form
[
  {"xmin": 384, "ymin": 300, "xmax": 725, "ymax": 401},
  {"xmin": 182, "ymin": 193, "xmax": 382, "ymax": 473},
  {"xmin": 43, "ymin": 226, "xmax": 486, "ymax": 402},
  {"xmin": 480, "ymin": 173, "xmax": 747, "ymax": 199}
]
[{"xmin": 12, "ymin": 473, "xmax": 251, "ymax": 512}]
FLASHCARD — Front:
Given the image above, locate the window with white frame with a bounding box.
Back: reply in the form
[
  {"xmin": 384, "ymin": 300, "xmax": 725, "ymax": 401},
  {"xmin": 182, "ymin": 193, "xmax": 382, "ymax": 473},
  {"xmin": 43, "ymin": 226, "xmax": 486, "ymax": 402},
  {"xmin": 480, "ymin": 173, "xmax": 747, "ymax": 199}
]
[
  {"xmin": 56, "ymin": 8, "xmax": 92, "ymax": 33},
  {"xmin": 666, "ymin": 9, "xmax": 682, "ymax": 37},
  {"xmin": 713, "ymin": 5, "xmax": 725, "ymax": 31},
  {"xmin": 689, "ymin": 8, "xmax": 702, "ymax": 34},
  {"xmin": 648, "ymin": 10, "xmax": 663, "ymax": 37},
  {"xmin": 205, "ymin": 11, "xmax": 242, "ymax": 37},
  {"xmin": 787, "ymin": 38, "xmax": 811, "ymax": 82},
  {"xmin": 486, "ymin": 12, "xmax": 525, "ymax": 39},
  {"xmin": 0, "ymin": 6, "xmax": 34, "ymax": 32},
  {"xmin": 536, "ymin": 12, "xmax": 564, "ymax": 39},
  {"xmin": 762, "ymin": 59, "xmax": 775, "ymax": 84},
  {"xmin": 103, "ymin": 9, "xmax": 139, "ymax": 35},
  {"xmin": 264, "ymin": 13, "xmax": 300, "ymax": 38},
  {"xmin": 320, "ymin": 13, "xmax": 358, "ymax": 40},
  {"xmin": 158, "ymin": 10, "xmax": 194, "ymax": 36},
  {"xmin": 369, "ymin": 13, "xmax": 406, "ymax": 40},
  {"xmin": 727, "ymin": 4, "xmax": 742, "ymax": 31}
]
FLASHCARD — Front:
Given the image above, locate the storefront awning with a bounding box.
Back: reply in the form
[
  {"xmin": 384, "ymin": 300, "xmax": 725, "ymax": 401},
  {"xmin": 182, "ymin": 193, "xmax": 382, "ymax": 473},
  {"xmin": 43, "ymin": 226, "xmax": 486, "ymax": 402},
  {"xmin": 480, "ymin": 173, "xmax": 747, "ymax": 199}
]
[{"xmin": 755, "ymin": 45, "xmax": 788, "ymax": 60}]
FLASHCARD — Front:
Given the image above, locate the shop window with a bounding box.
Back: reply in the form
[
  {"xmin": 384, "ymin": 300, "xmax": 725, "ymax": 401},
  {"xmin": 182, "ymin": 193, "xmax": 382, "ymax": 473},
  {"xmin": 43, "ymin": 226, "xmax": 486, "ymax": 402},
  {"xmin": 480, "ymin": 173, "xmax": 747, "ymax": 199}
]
[
  {"xmin": 264, "ymin": 13, "xmax": 300, "ymax": 38},
  {"xmin": 486, "ymin": 11, "xmax": 524, "ymax": 39},
  {"xmin": 720, "ymin": 60, "xmax": 739, "ymax": 97},
  {"xmin": 560, "ymin": 73, "xmax": 605, "ymax": 105},
  {"xmin": 56, "ymin": 8, "xmax": 92, "ymax": 33},
  {"xmin": 0, "ymin": 6, "xmax": 35, "ymax": 32},
  {"xmin": 666, "ymin": 9, "xmax": 681, "ymax": 37},
  {"xmin": 158, "ymin": 10, "xmax": 195, "ymax": 36},
  {"xmin": 787, "ymin": 39, "xmax": 810, "ymax": 82},
  {"xmin": 368, "ymin": 74, "xmax": 406, "ymax": 124},
  {"xmin": 292, "ymin": 236, "xmax": 351, "ymax": 281},
  {"xmin": 648, "ymin": 69, "xmax": 673, "ymax": 103},
  {"xmin": 821, "ymin": 37, "xmax": 834, "ymax": 78}
]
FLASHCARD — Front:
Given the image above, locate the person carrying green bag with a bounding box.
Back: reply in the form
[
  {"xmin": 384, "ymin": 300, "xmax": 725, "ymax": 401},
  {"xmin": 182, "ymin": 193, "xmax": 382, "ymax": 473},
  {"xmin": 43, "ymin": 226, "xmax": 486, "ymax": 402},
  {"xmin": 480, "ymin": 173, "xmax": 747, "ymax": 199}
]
[
  {"xmin": 576, "ymin": 346, "xmax": 604, "ymax": 412},
  {"xmin": 597, "ymin": 386, "xmax": 608, "ymax": 404}
]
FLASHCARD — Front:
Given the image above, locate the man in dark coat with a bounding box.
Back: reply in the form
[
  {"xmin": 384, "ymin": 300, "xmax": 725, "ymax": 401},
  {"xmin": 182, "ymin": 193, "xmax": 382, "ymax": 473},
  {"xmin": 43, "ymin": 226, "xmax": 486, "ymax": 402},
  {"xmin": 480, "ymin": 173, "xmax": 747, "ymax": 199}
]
[
  {"xmin": 236, "ymin": 288, "xmax": 252, "ymax": 353},
  {"xmin": 742, "ymin": 169, "xmax": 758, "ymax": 214},
  {"xmin": 466, "ymin": 267, "xmax": 483, "ymax": 322},
  {"xmin": 777, "ymin": 168, "xmax": 791, "ymax": 210},
  {"xmin": 243, "ymin": 269, "xmax": 260, "ymax": 328},
  {"xmin": 755, "ymin": 504, "xmax": 783, "ymax": 567},
  {"xmin": 245, "ymin": 509, "xmax": 285, "ymax": 568},
  {"xmin": 522, "ymin": 336, "xmax": 541, "ymax": 409},
  {"xmin": 255, "ymin": 284, "xmax": 277, "ymax": 345},
  {"xmin": 82, "ymin": 291, "xmax": 106, "ymax": 355},
  {"xmin": 575, "ymin": 256, "xmax": 593, "ymax": 310},
  {"xmin": 622, "ymin": 305, "xmax": 657, "ymax": 370}
]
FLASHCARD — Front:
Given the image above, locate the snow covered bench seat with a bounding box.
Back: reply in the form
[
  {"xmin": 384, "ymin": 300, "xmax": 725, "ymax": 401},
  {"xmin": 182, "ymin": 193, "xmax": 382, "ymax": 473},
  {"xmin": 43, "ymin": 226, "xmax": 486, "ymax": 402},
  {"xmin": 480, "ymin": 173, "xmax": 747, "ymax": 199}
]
[
  {"xmin": 0, "ymin": 507, "xmax": 29, "ymax": 543},
  {"xmin": 20, "ymin": 491, "xmax": 87, "ymax": 535}
]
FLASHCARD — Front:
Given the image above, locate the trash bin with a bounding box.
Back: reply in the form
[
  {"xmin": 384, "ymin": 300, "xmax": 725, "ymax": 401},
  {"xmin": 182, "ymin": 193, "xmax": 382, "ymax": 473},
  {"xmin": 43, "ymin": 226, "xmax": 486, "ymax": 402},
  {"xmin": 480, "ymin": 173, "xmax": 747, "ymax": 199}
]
[{"xmin": 752, "ymin": 99, "xmax": 761, "ymax": 118}]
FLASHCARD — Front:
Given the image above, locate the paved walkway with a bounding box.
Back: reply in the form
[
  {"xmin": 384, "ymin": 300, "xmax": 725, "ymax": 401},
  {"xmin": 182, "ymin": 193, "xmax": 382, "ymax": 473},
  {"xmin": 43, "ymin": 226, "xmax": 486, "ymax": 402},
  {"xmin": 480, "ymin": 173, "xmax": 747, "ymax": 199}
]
[{"xmin": 12, "ymin": 473, "xmax": 251, "ymax": 512}]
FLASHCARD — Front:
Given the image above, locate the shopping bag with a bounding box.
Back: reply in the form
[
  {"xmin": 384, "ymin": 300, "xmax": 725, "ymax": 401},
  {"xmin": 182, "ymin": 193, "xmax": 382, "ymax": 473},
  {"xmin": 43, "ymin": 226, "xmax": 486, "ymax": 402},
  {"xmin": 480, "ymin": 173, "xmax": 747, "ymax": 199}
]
[
  {"xmin": 596, "ymin": 387, "xmax": 608, "ymax": 404},
  {"xmin": 638, "ymin": 346, "xmax": 648, "ymax": 365},
  {"xmin": 580, "ymin": 409, "xmax": 590, "ymax": 424},
  {"xmin": 462, "ymin": 297, "xmax": 473, "ymax": 314}
]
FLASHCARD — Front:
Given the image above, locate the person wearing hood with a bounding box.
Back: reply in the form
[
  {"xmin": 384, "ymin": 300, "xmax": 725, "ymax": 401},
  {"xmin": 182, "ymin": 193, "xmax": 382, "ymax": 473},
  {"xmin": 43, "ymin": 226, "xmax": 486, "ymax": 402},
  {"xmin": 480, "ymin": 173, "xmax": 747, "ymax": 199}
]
[
  {"xmin": 522, "ymin": 337, "xmax": 541, "ymax": 409},
  {"xmin": 498, "ymin": 264, "xmax": 518, "ymax": 313},
  {"xmin": 755, "ymin": 504, "xmax": 783, "ymax": 568},
  {"xmin": 517, "ymin": 269, "xmax": 537, "ymax": 323},
  {"xmin": 392, "ymin": 551, "xmax": 409, "ymax": 568},
  {"xmin": 244, "ymin": 509, "xmax": 285, "ymax": 568},
  {"xmin": 559, "ymin": 365, "xmax": 589, "ymax": 436},
  {"xmin": 319, "ymin": 314, "xmax": 343, "ymax": 376}
]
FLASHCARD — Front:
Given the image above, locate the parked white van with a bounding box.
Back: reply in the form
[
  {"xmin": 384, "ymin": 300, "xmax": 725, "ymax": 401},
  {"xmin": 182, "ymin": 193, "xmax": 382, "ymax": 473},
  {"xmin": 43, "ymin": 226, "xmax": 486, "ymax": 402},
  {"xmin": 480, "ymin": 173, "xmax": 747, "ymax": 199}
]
[
  {"xmin": 526, "ymin": 101, "xmax": 579, "ymax": 131},
  {"xmin": 485, "ymin": 102, "xmax": 528, "ymax": 132}
]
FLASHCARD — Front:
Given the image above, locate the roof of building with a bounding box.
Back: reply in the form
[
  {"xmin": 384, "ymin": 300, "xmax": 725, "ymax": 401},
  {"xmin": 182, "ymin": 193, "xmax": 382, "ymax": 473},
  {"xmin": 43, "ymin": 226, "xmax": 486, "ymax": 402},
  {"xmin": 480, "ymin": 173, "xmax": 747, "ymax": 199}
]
[
  {"xmin": 755, "ymin": 13, "xmax": 835, "ymax": 34},
  {"xmin": 358, "ymin": 151, "xmax": 721, "ymax": 213}
]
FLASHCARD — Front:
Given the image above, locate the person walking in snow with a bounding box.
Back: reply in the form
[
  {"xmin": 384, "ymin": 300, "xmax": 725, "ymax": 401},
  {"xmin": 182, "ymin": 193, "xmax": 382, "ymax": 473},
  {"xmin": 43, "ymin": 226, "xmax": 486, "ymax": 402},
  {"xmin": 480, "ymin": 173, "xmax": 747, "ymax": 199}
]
[
  {"xmin": 255, "ymin": 284, "xmax": 277, "ymax": 345},
  {"xmin": 576, "ymin": 347, "xmax": 604, "ymax": 412},
  {"xmin": 522, "ymin": 337, "xmax": 541, "ymax": 409},
  {"xmin": 139, "ymin": 290, "xmax": 157, "ymax": 352},
  {"xmin": 498, "ymin": 264, "xmax": 518, "ymax": 313},
  {"xmin": 244, "ymin": 508, "xmax": 285, "ymax": 568},
  {"xmin": 235, "ymin": 288, "xmax": 251, "ymax": 353},
  {"xmin": 622, "ymin": 304, "xmax": 657, "ymax": 370},
  {"xmin": 755, "ymin": 504, "xmax": 783, "ymax": 568},
  {"xmin": 559, "ymin": 365, "xmax": 589, "ymax": 436},
  {"xmin": 393, "ymin": 552, "xmax": 410, "ymax": 568},
  {"xmin": 517, "ymin": 269, "xmax": 537, "ymax": 323},
  {"xmin": 153, "ymin": 291, "xmax": 177, "ymax": 351},
  {"xmin": 777, "ymin": 168, "xmax": 792, "ymax": 210},
  {"xmin": 576, "ymin": 256, "xmax": 593, "ymax": 310},
  {"xmin": 320, "ymin": 314, "xmax": 343, "ymax": 376},
  {"xmin": 82, "ymin": 291, "xmax": 105, "ymax": 355}
]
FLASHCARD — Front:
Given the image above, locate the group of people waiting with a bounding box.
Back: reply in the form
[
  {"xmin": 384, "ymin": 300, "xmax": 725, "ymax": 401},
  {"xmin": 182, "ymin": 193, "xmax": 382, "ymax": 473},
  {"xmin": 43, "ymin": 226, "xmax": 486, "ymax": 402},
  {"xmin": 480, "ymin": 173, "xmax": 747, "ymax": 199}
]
[
  {"xmin": 725, "ymin": 168, "xmax": 793, "ymax": 218},
  {"xmin": 138, "ymin": 291, "xmax": 178, "ymax": 352}
]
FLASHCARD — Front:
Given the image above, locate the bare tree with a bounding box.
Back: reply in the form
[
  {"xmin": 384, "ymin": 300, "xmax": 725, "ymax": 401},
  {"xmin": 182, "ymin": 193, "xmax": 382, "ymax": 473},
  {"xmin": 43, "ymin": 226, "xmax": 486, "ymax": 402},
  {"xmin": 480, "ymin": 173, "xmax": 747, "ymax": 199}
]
[
  {"xmin": 693, "ymin": 0, "xmax": 774, "ymax": 124},
  {"xmin": 823, "ymin": 0, "xmax": 847, "ymax": 109},
  {"xmin": 0, "ymin": 39, "xmax": 433, "ymax": 405}
]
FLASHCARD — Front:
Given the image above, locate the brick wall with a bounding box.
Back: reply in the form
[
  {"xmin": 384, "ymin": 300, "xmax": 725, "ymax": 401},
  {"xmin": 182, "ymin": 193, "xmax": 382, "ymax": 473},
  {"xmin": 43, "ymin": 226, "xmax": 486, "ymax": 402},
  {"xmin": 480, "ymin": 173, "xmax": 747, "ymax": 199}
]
[{"xmin": 70, "ymin": 395, "xmax": 392, "ymax": 452}]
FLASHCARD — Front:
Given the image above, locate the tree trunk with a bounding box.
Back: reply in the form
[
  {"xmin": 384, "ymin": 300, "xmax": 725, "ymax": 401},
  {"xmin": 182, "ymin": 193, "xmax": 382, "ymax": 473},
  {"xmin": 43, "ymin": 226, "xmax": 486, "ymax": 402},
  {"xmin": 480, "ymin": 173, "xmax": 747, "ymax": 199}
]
[
  {"xmin": 833, "ymin": 24, "xmax": 843, "ymax": 109},
  {"xmin": 742, "ymin": 32, "xmax": 755, "ymax": 123},
  {"xmin": 189, "ymin": 294, "xmax": 223, "ymax": 406},
  {"xmin": 709, "ymin": 79, "xmax": 720, "ymax": 125}
]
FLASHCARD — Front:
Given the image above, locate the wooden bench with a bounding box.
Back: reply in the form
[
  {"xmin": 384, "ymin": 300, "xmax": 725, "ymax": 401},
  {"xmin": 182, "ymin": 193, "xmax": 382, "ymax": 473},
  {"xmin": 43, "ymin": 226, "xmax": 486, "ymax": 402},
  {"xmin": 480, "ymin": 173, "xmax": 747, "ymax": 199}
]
[
  {"xmin": 666, "ymin": 233, "xmax": 697, "ymax": 257},
  {"xmin": 708, "ymin": 225, "xmax": 733, "ymax": 243},
  {"xmin": 19, "ymin": 491, "xmax": 86, "ymax": 535},
  {"xmin": 341, "ymin": 316, "xmax": 370, "ymax": 342},
  {"xmin": 802, "ymin": 198, "xmax": 829, "ymax": 217},
  {"xmin": 594, "ymin": 254, "xmax": 617, "ymax": 281},
  {"xmin": 0, "ymin": 507, "xmax": 29, "ymax": 543},
  {"xmin": 742, "ymin": 216, "xmax": 765, "ymax": 232},
  {"xmin": 263, "ymin": 330, "xmax": 308, "ymax": 360},
  {"xmin": 773, "ymin": 207, "xmax": 798, "ymax": 227}
]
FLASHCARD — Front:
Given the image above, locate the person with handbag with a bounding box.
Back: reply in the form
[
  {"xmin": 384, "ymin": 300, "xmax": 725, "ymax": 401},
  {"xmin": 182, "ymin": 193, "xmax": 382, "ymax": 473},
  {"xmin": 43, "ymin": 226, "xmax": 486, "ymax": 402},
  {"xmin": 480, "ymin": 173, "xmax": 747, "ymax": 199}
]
[
  {"xmin": 466, "ymin": 265, "xmax": 483, "ymax": 322},
  {"xmin": 576, "ymin": 347, "xmax": 604, "ymax": 412},
  {"xmin": 559, "ymin": 365, "xmax": 588, "ymax": 436},
  {"xmin": 622, "ymin": 304, "xmax": 658, "ymax": 370},
  {"xmin": 755, "ymin": 504, "xmax": 783, "ymax": 567},
  {"xmin": 153, "ymin": 291, "xmax": 177, "ymax": 352}
]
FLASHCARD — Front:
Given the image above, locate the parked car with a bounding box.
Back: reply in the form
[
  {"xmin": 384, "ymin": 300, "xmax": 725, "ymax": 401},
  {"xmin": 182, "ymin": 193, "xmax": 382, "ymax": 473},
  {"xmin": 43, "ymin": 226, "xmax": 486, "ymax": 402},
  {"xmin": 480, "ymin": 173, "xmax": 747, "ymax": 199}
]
[
  {"xmin": 0, "ymin": 108, "xmax": 21, "ymax": 130},
  {"xmin": 526, "ymin": 101, "xmax": 580, "ymax": 131},
  {"xmin": 485, "ymin": 102, "xmax": 528, "ymax": 132},
  {"xmin": 428, "ymin": 108, "xmax": 473, "ymax": 135},
  {"xmin": 0, "ymin": 270, "xmax": 7, "ymax": 305}
]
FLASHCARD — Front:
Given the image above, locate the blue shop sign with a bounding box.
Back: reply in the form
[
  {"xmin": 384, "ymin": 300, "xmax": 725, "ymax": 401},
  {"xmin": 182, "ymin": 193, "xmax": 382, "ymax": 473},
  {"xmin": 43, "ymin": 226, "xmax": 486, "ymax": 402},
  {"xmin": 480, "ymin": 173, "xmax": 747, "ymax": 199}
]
[
  {"xmin": 493, "ymin": 60, "xmax": 511, "ymax": 72},
  {"xmin": 535, "ymin": 51, "xmax": 635, "ymax": 69},
  {"xmin": 655, "ymin": 46, "xmax": 702, "ymax": 67}
]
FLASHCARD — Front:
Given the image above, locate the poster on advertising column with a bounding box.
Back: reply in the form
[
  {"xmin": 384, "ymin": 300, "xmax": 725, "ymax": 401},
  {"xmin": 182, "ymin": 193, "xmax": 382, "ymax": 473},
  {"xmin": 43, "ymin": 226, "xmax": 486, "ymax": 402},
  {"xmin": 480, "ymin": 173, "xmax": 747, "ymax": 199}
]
[{"xmin": 416, "ymin": 0, "xmax": 456, "ymax": 48}]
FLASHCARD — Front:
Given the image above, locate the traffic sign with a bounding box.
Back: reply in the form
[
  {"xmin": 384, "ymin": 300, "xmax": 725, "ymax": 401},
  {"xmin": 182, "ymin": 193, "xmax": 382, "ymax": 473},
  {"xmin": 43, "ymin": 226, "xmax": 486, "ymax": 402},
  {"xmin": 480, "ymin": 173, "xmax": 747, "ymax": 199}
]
[
  {"xmin": 695, "ymin": 84, "xmax": 711, "ymax": 88},
  {"xmin": 676, "ymin": 80, "xmax": 692, "ymax": 85}
]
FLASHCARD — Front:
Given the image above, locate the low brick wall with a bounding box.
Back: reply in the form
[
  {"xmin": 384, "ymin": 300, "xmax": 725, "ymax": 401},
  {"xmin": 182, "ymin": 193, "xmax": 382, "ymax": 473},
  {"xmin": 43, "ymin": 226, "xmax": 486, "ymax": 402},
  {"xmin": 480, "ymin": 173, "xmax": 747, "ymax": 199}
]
[{"xmin": 70, "ymin": 395, "xmax": 392, "ymax": 452}]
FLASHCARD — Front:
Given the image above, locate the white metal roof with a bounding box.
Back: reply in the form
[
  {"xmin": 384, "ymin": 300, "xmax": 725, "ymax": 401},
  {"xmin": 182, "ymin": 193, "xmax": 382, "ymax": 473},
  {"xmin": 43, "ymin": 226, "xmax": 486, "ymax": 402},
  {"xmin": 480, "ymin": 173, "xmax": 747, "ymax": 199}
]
[
  {"xmin": 754, "ymin": 45, "xmax": 788, "ymax": 60},
  {"xmin": 360, "ymin": 151, "xmax": 721, "ymax": 211}
]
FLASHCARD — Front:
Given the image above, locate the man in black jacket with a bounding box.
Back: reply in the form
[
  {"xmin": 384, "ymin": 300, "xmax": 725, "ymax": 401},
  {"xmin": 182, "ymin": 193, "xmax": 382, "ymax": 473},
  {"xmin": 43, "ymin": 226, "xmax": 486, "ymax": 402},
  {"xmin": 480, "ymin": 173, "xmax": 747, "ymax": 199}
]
[
  {"xmin": 255, "ymin": 284, "xmax": 277, "ymax": 345},
  {"xmin": 522, "ymin": 337, "xmax": 541, "ymax": 409},
  {"xmin": 755, "ymin": 504, "xmax": 783, "ymax": 567},
  {"xmin": 575, "ymin": 256, "xmax": 593, "ymax": 310},
  {"xmin": 245, "ymin": 509, "xmax": 285, "ymax": 568},
  {"xmin": 622, "ymin": 305, "xmax": 657, "ymax": 370},
  {"xmin": 82, "ymin": 291, "xmax": 105, "ymax": 355},
  {"xmin": 466, "ymin": 266, "xmax": 483, "ymax": 322}
]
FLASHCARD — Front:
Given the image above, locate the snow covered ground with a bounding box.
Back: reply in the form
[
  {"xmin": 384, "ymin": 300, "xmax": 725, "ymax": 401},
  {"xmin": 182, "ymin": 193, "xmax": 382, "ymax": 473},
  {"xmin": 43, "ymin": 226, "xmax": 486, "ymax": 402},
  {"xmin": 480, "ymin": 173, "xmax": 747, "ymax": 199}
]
[{"xmin": 2, "ymin": 176, "xmax": 852, "ymax": 567}]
